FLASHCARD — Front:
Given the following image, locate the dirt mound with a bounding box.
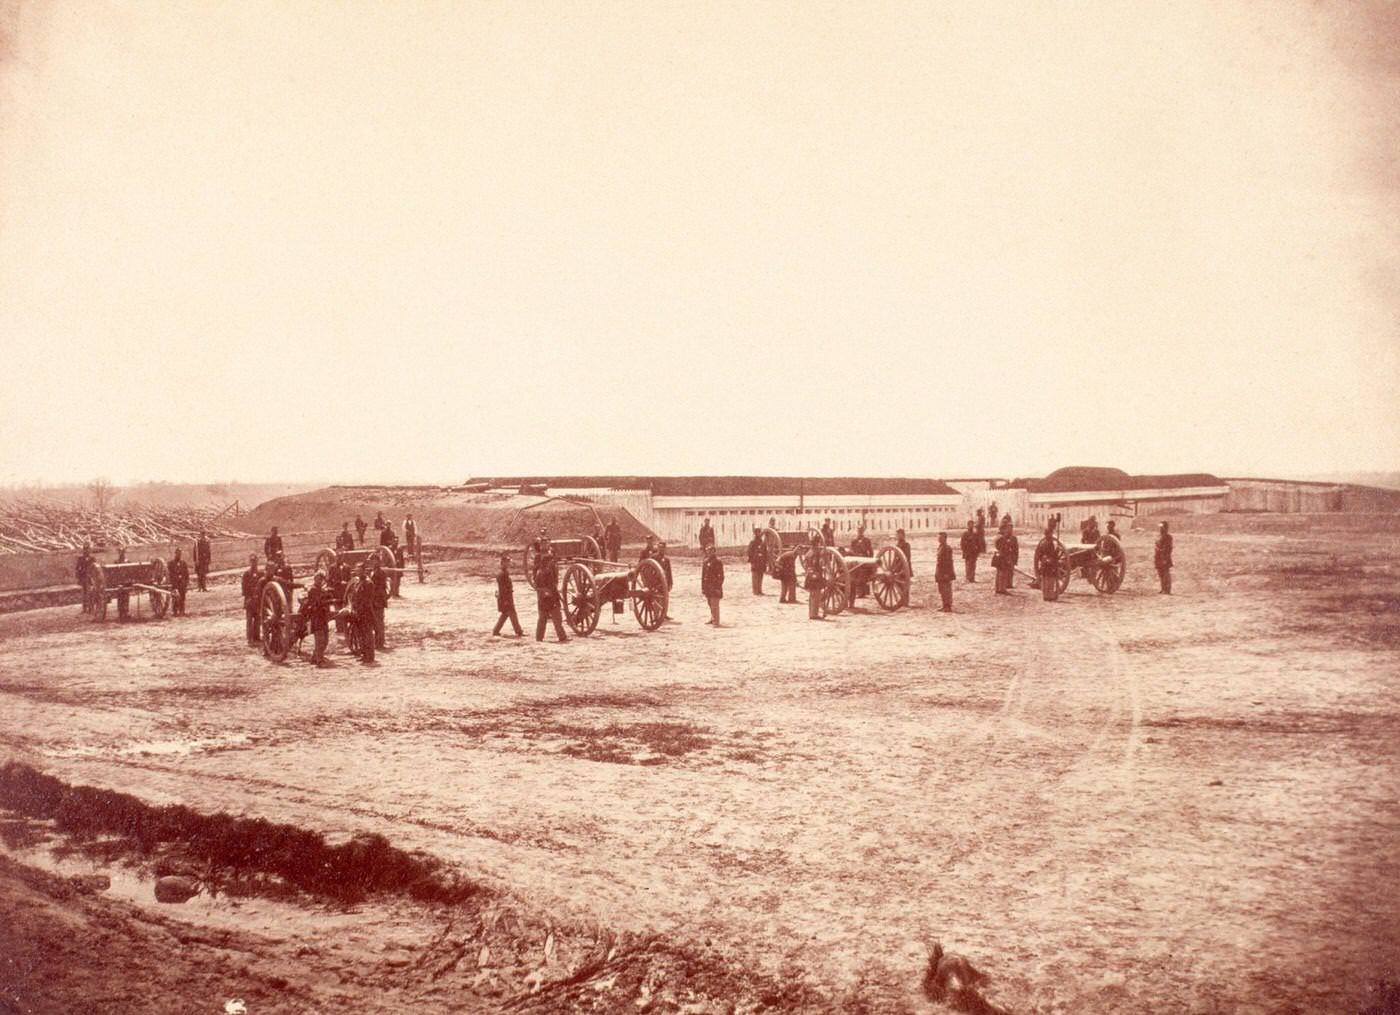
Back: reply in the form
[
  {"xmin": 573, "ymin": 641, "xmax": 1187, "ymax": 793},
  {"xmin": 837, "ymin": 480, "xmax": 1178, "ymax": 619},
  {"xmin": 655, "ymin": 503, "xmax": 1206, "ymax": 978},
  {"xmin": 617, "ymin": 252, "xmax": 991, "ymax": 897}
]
[{"xmin": 242, "ymin": 487, "xmax": 654, "ymax": 547}]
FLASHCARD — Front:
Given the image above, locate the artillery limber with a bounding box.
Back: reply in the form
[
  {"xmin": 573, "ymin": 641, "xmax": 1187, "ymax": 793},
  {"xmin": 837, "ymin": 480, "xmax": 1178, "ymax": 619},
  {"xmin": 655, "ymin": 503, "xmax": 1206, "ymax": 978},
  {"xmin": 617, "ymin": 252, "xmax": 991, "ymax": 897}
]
[
  {"xmin": 758, "ymin": 527, "xmax": 911, "ymax": 615},
  {"xmin": 1032, "ymin": 532, "xmax": 1126, "ymax": 601},
  {"xmin": 87, "ymin": 559, "xmax": 174, "ymax": 621}
]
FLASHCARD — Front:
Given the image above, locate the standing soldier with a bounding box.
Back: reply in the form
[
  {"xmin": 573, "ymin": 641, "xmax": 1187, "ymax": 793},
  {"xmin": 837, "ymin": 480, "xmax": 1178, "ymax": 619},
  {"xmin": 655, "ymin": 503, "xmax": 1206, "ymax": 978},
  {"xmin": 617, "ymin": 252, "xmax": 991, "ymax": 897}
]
[
  {"xmin": 849, "ymin": 524, "xmax": 873, "ymax": 599},
  {"xmin": 391, "ymin": 540, "xmax": 406, "ymax": 598},
  {"xmin": 354, "ymin": 514, "xmax": 368, "ymax": 547},
  {"xmin": 698, "ymin": 516, "xmax": 715, "ymax": 551},
  {"xmin": 194, "ymin": 530, "xmax": 211, "ymax": 592},
  {"xmin": 264, "ymin": 526, "xmax": 283, "ymax": 561},
  {"xmin": 374, "ymin": 511, "xmax": 386, "ymax": 534},
  {"xmin": 654, "ymin": 542, "xmax": 674, "ymax": 619},
  {"xmin": 777, "ymin": 548, "xmax": 798, "ymax": 604},
  {"xmin": 821, "ymin": 517, "xmax": 835, "ymax": 550},
  {"xmin": 1155, "ymin": 521, "xmax": 1173, "ymax": 594},
  {"xmin": 241, "ymin": 554, "xmax": 261, "ymax": 644},
  {"xmin": 273, "ymin": 552, "xmax": 295, "ymax": 608},
  {"xmin": 639, "ymin": 535, "xmax": 656, "ymax": 562},
  {"xmin": 379, "ymin": 519, "xmax": 396, "ymax": 547},
  {"xmin": 993, "ymin": 519, "xmax": 1018, "ymax": 595},
  {"xmin": 604, "ymin": 518, "xmax": 622, "ymax": 562},
  {"xmin": 114, "ymin": 547, "xmax": 130, "ymax": 620},
  {"xmin": 934, "ymin": 531, "xmax": 956, "ymax": 612},
  {"xmin": 960, "ymin": 520, "xmax": 980, "ymax": 582},
  {"xmin": 895, "ymin": 528, "xmax": 913, "ymax": 581},
  {"xmin": 1105, "ymin": 519, "xmax": 1121, "ymax": 543},
  {"xmin": 76, "ymin": 544, "xmax": 95, "ymax": 614},
  {"xmin": 804, "ymin": 538, "xmax": 826, "ymax": 620},
  {"xmin": 746, "ymin": 527, "xmax": 767, "ymax": 595},
  {"xmin": 1081, "ymin": 514, "xmax": 1101, "ymax": 545},
  {"xmin": 168, "ymin": 549, "xmax": 190, "ymax": 616},
  {"xmin": 370, "ymin": 560, "xmax": 389, "ymax": 650},
  {"xmin": 988, "ymin": 501, "xmax": 1000, "ymax": 530},
  {"xmin": 533, "ymin": 547, "xmax": 569, "ymax": 642},
  {"xmin": 336, "ymin": 523, "xmax": 355, "ymax": 552},
  {"xmin": 701, "ymin": 543, "xmax": 724, "ymax": 625},
  {"xmin": 403, "ymin": 513, "xmax": 417, "ymax": 554},
  {"xmin": 493, "ymin": 552, "xmax": 523, "ymax": 636},
  {"xmin": 304, "ymin": 572, "xmax": 331, "ymax": 666},
  {"xmin": 1033, "ymin": 521, "xmax": 1060, "ymax": 598},
  {"xmin": 352, "ymin": 563, "xmax": 376, "ymax": 663}
]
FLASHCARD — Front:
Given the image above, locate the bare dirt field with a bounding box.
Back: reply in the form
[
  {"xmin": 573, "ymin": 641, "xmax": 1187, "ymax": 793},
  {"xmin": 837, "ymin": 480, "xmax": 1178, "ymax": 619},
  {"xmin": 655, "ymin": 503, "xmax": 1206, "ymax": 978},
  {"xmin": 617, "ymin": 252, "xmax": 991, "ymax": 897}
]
[{"xmin": 2, "ymin": 516, "xmax": 1398, "ymax": 1014}]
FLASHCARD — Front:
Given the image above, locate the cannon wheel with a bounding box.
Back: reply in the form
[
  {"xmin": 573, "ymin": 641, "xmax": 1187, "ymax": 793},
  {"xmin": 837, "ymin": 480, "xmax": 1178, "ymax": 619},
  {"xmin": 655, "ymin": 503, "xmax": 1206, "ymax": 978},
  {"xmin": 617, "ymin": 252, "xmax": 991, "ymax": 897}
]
[
  {"xmin": 89, "ymin": 567, "xmax": 107, "ymax": 622},
  {"xmin": 871, "ymin": 546, "xmax": 911, "ymax": 610},
  {"xmin": 1035, "ymin": 537, "xmax": 1065, "ymax": 601},
  {"xmin": 260, "ymin": 581, "xmax": 293, "ymax": 662},
  {"xmin": 759, "ymin": 527, "xmax": 784, "ymax": 577},
  {"xmin": 580, "ymin": 535, "xmax": 602, "ymax": 560},
  {"xmin": 315, "ymin": 548, "xmax": 338, "ymax": 574},
  {"xmin": 342, "ymin": 576, "xmax": 363, "ymax": 654},
  {"xmin": 522, "ymin": 543, "xmax": 541, "ymax": 589},
  {"xmin": 561, "ymin": 563, "xmax": 600, "ymax": 636},
  {"xmin": 632, "ymin": 558, "xmax": 668, "ymax": 631},
  {"xmin": 821, "ymin": 548, "xmax": 851, "ymax": 616},
  {"xmin": 1091, "ymin": 535, "xmax": 1126, "ymax": 594},
  {"xmin": 147, "ymin": 559, "xmax": 169, "ymax": 618}
]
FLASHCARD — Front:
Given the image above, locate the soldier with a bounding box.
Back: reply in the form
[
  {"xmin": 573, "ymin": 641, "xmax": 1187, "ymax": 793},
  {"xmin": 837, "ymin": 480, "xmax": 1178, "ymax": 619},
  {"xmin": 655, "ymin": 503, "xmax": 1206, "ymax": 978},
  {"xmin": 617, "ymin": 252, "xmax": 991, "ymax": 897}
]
[
  {"xmin": 304, "ymin": 572, "xmax": 332, "ymax": 666},
  {"xmin": 1031, "ymin": 521, "xmax": 1057, "ymax": 594},
  {"xmin": 493, "ymin": 552, "xmax": 523, "ymax": 636},
  {"xmin": 895, "ymin": 528, "xmax": 913, "ymax": 580},
  {"xmin": 391, "ymin": 540, "xmax": 405, "ymax": 598},
  {"xmin": 1081, "ymin": 514, "xmax": 1101, "ymax": 546},
  {"xmin": 1155, "ymin": 521, "xmax": 1173, "ymax": 594},
  {"xmin": 264, "ymin": 526, "xmax": 283, "ymax": 561},
  {"xmin": 271, "ymin": 551, "xmax": 294, "ymax": 606},
  {"xmin": 604, "ymin": 518, "xmax": 622, "ymax": 562},
  {"xmin": 993, "ymin": 519, "xmax": 1018, "ymax": 595},
  {"xmin": 114, "ymin": 546, "xmax": 131, "ymax": 620},
  {"xmin": 654, "ymin": 542, "xmax": 674, "ymax": 619},
  {"xmin": 336, "ymin": 523, "xmax": 355, "ymax": 552},
  {"xmin": 241, "ymin": 554, "xmax": 261, "ymax": 644},
  {"xmin": 804, "ymin": 537, "xmax": 826, "ymax": 620},
  {"xmin": 352, "ymin": 563, "xmax": 376, "ymax": 663},
  {"xmin": 354, "ymin": 514, "xmax": 368, "ymax": 547},
  {"xmin": 1105, "ymin": 519, "xmax": 1121, "ymax": 543},
  {"xmin": 698, "ymin": 516, "xmax": 715, "ymax": 551},
  {"xmin": 821, "ymin": 517, "xmax": 835, "ymax": 550},
  {"xmin": 194, "ymin": 530, "xmax": 211, "ymax": 592},
  {"xmin": 533, "ymin": 547, "xmax": 569, "ymax": 642},
  {"xmin": 746, "ymin": 527, "xmax": 766, "ymax": 595},
  {"xmin": 370, "ymin": 559, "xmax": 389, "ymax": 650},
  {"xmin": 988, "ymin": 501, "xmax": 999, "ymax": 530},
  {"xmin": 168, "ymin": 548, "xmax": 190, "ymax": 616},
  {"xmin": 374, "ymin": 511, "xmax": 386, "ymax": 533},
  {"xmin": 639, "ymin": 535, "xmax": 656, "ymax": 562},
  {"xmin": 777, "ymin": 548, "xmax": 798, "ymax": 604},
  {"xmin": 934, "ymin": 531, "xmax": 956, "ymax": 612},
  {"xmin": 76, "ymin": 544, "xmax": 95, "ymax": 614},
  {"xmin": 701, "ymin": 543, "xmax": 724, "ymax": 625},
  {"xmin": 960, "ymin": 520, "xmax": 980, "ymax": 582},
  {"xmin": 849, "ymin": 524, "xmax": 873, "ymax": 599},
  {"xmin": 404, "ymin": 513, "xmax": 417, "ymax": 553},
  {"xmin": 595, "ymin": 523, "xmax": 608, "ymax": 558},
  {"xmin": 379, "ymin": 519, "xmax": 397, "ymax": 547}
]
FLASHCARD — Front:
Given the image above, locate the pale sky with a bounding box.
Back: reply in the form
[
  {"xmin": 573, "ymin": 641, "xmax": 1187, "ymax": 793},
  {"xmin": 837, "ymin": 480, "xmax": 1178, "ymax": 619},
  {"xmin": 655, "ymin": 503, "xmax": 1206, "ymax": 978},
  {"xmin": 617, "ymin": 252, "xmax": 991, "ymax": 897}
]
[{"xmin": 1, "ymin": 0, "xmax": 1396, "ymax": 486}]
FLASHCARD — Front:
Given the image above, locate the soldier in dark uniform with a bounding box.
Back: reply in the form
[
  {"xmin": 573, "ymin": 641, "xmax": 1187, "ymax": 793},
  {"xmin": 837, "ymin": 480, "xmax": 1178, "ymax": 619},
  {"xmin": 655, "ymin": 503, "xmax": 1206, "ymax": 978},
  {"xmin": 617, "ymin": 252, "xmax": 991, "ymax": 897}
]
[
  {"xmin": 821, "ymin": 518, "xmax": 835, "ymax": 550},
  {"xmin": 701, "ymin": 543, "xmax": 724, "ymax": 625},
  {"xmin": 960, "ymin": 520, "xmax": 980, "ymax": 582},
  {"xmin": 76, "ymin": 544, "xmax": 95, "ymax": 614},
  {"xmin": 304, "ymin": 572, "xmax": 332, "ymax": 666},
  {"xmin": 370, "ymin": 560, "xmax": 389, "ymax": 650},
  {"xmin": 804, "ymin": 538, "xmax": 826, "ymax": 620},
  {"xmin": 533, "ymin": 547, "xmax": 568, "ymax": 642},
  {"xmin": 379, "ymin": 520, "xmax": 396, "ymax": 547},
  {"xmin": 1105, "ymin": 519, "xmax": 1121, "ymax": 543},
  {"xmin": 639, "ymin": 536, "xmax": 656, "ymax": 562},
  {"xmin": 354, "ymin": 514, "xmax": 367, "ymax": 547},
  {"xmin": 374, "ymin": 511, "xmax": 386, "ymax": 533},
  {"xmin": 114, "ymin": 546, "xmax": 130, "ymax": 620},
  {"xmin": 1155, "ymin": 521, "xmax": 1173, "ymax": 594},
  {"xmin": 1081, "ymin": 515, "xmax": 1101, "ymax": 546},
  {"xmin": 336, "ymin": 523, "xmax": 355, "ymax": 552},
  {"xmin": 352, "ymin": 563, "xmax": 376, "ymax": 663},
  {"xmin": 698, "ymin": 517, "xmax": 715, "ymax": 551},
  {"xmin": 194, "ymin": 531, "xmax": 211, "ymax": 591},
  {"xmin": 604, "ymin": 519, "xmax": 622, "ymax": 562},
  {"xmin": 264, "ymin": 527, "xmax": 283, "ymax": 561},
  {"xmin": 934, "ymin": 531, "xmax": 955, "ymax": 612},
  {"xmin": 654, "ymin": 542, "xmax": 674, "ymax": 619},
  {"xmin": 993, "ymin": 520, "xmax": 1018, "ymax": 595},
  {"xmin": 777, "ymin": 548, "xmax": 798, "ymax": 604},
  {"xmin": 493, "ymin": 553, "xmax": 523, "ymax": 636},
  {"xmin": 746, "ymin": 528, "xmax": 766, "ymax": 595},
  {"xmin": 241, "ymin": 554, "xmax": 261, "ymax": 644},
  {"xmin": 988, "ymin": 501, "xmax": 999, "ymax": 530},
  {"xmin": 849, "ymin": 525, "xmax": 873, "ymax": 599},
  {"xmin": 895, "ymin": 528, "xmax": 913, "ymax": 579},
  {"xmin": 168, "ymin": 549, "xmax": 190, "ymax": 616},
  {"xmin": 391, "ymin": 541, "xmax": 405, "ymax": 598},
  {"xmin": 404, "ymin": 514, "xmax": 417, "ymax": 553}
]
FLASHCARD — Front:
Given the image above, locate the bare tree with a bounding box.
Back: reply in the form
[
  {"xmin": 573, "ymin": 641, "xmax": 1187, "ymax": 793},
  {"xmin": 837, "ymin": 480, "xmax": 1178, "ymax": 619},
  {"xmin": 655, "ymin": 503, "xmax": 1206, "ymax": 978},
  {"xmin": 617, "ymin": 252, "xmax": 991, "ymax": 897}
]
[{"xmin": 88, "ymin": 477, "xmax": 115, "ymax": 515}]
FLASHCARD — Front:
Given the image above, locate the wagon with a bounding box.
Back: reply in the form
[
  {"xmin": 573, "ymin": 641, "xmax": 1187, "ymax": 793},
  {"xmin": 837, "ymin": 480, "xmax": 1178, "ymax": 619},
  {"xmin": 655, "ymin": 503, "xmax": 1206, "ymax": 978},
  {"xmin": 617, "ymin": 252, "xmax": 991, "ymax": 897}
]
[
  {"xmin": 1032, "ymin": 533, "xmax": 1126, "ymax": 601},
  {"xmin": 759, "ymin": 527, "xmax": 911, "ymax": 615},
  {"xmin": 87, "ymin": 559, "xmax": 174, "ymax": 621}
]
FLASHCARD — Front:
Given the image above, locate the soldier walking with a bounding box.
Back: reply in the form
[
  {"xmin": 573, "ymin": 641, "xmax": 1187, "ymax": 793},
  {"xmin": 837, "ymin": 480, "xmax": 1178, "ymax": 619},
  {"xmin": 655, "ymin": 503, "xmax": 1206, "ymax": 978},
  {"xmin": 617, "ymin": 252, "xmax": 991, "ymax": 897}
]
[
  {"xmin": 76, "ymin": 544, "xmax": 94, "ymax": 614},
  {"xmin": 168, "ymin": 549, "xmax": 190, "ymax": 616},
  {"xmin": 241, "ymin": 554, "xmax": 261, "ymax": 644},
  {"xmin": 747, "ymin": 527, "xmax": 767, "ymax": 595},
  {"xmin": 804, "ymin": 538, "xmax": 826, "ymax": 620},
  {"xmin": 960, "ymin": 520, "xmax": 980, "ymax": 582},
  {"xmin": 934, "ymin": 531, "xmax": 955, "ymax": 612},
  {"xmin": 701, "ymin": 543, "xmax": 724, "ymax": 625},
  {"xmin": 305, "ymin": 573, "xmax": 331, "ymax": 666},
  {"xmin": 1155, "ymin": 521, "xmax": 1173, "ymax": 594},
  {"xmin": 194, "ymin": 530, "xmax": 211, "ymax": 592},
  {"xmin": 493, "ymin": 553, "xmax": 523, "ymax": 636},
  {"xmin": 533, "ymin": 547, "xmax": 569, "ymax": 642}
]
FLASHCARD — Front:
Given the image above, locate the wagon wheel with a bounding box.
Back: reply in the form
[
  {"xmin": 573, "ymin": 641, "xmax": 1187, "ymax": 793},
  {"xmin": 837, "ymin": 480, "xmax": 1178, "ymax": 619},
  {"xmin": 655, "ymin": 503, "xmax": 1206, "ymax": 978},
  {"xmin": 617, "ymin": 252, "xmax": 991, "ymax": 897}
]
[
  {"xmin": 522, "ymin": 543, "xmax": 540, "ymax": 589},
  {"xmin": 821, "ymin": 548, "xmax": 851, "ymax": 616},
  {"xmin": 581, "ymin": 535, "xmax": 602, "ymax": 560},
  {"xmin": 871, "ymin": 546, "xmax": 911, "ymax": 610},
  {"xmin": 89, "ymin": 566, "xmax": 107, "ymax": 622},
  {"xmin": 1091, "ymin": 535, "xmax": 1126, "ymax": 594},
  {"xmin": 760, "ymin": 527, "xmax": 784, "ymax": 577},
  {"xmin": 631, "ymin": 558, "xmax": 668, "ymax": 631},
  {"xmin": 314, "ymin": 548, "xmax": 338, "ymax": 574},
  {"xmin": 561, "ymin": 563, "xmax": 600, "ymax": 636},
  {"xmin": 259, "ymin": 581, "xmax": 293, "ymax": 662},
  {"xmin": 370, "ymin": 545, "xmax": 397, "ymax": 570}
]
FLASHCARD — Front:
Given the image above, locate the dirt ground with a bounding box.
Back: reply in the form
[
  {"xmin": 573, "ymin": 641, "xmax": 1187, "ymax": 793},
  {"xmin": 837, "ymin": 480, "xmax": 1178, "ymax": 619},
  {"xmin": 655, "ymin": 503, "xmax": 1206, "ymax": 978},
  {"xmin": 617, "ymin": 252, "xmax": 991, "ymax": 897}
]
[{"xmin": 1, "ymin": 516, "xmax": 1398, "ymax": 1013}]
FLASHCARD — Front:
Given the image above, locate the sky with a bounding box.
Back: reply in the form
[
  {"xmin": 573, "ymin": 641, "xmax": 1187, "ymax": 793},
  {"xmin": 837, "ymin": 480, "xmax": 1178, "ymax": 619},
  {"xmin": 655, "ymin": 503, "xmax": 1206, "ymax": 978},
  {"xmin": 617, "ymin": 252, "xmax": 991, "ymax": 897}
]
[{"xmin": 0, "ymin": 0, "xmax": 1396, "ymax": 486}]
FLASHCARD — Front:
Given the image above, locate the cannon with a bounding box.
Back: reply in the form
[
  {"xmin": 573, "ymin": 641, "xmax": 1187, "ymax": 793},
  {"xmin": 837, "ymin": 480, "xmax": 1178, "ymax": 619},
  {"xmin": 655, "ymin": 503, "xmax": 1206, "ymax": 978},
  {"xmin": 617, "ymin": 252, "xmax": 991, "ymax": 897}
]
[
  {"xmin": 87, "ymin": 559, "xmax": 173, "ymax": 621},
  {"xmin": 522, "ymin": 536, "xmax": 602, "ymax": 588},
  {"xmin": 259, "ymin": 547, "xmax": 398, "ymax": 662},
  {"xmin": 1032, "ymin": 533, "xmax": 1126, "ymax": 601},
  {"xmin": 758, "ymin": 527, "xmax": 911, "ymax": 614},
  {"xmin": 313, "ymin": 545, "xmax": 398, "ymax": 576},
  {"xmin": 556, "ymin": 555, "xmax": 669, "ymax": 635}
]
